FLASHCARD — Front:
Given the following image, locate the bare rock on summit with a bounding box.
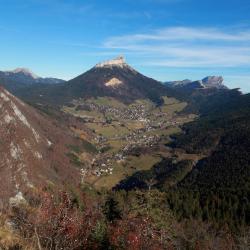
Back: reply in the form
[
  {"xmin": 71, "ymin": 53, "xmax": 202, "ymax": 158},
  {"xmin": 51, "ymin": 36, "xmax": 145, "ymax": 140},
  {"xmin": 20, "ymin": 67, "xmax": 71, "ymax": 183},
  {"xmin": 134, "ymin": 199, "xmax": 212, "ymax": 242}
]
[
  {"xmin": 95, "ymin": 56, "xmax": 127, "ymax": 68},
  {"xmin": 202, "ymin": 76, "xmax": 227, "ymax": 89}
]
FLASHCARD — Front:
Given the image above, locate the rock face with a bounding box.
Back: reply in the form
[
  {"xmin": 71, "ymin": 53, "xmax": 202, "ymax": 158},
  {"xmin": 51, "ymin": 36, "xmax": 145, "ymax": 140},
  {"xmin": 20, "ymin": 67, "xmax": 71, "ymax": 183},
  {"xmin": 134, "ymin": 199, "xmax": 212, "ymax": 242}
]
[
  {"xmin": 95, "ymin": 56, "xmax": 127, "ymax": 68},
  {"xmin": 202, "ymin": 76, "xmax": 226, "ymax": 89},
  {"xmin": 0, "ymin": 86, "xmax": 80, "ymax": 202},
  {"xmin": 104, "ymin": 77, "xmax": 123, "ymax": 87}
]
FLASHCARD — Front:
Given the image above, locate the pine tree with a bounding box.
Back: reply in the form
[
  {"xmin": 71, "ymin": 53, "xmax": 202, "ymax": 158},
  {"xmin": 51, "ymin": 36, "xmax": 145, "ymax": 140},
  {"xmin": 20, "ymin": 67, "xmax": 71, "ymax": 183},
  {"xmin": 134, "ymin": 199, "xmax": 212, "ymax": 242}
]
[{"xmin": 103, "ymin": 197, "xmax": 122, "ymax": 222}]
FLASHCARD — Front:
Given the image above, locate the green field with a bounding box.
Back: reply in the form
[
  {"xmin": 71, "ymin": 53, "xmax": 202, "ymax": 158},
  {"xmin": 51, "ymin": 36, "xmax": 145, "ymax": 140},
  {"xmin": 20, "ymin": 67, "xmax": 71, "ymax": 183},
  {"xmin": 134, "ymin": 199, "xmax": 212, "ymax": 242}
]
[
  {"xmin": 85, "ymin": 122, "xmax": 130, "ymax": 138},
  {"xmin": 107, "ymin": 139, "xmax": 127, "ymax": 153},
  {"xmin": 86, "ymin": 97, "xmax": 126, "ymax": 108},
  {"xmin": 91, "ymin": 154, "xmax": 161, "ymax": 189},
  {"xmin": 160, "ymin": 99, "xmax": 187, "ymax": 114}
]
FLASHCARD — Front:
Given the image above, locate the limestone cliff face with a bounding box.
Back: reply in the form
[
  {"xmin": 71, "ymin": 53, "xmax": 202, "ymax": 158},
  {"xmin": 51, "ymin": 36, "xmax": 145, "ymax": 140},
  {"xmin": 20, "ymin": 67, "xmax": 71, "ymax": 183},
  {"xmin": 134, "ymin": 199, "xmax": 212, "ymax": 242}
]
[
  {"xmin": 202, "ymin": 76, "xmax": 227, "ymax": 89},
  {"xmin": 95, "ymin": 56, "xmax": 126, "ymax": 68}
]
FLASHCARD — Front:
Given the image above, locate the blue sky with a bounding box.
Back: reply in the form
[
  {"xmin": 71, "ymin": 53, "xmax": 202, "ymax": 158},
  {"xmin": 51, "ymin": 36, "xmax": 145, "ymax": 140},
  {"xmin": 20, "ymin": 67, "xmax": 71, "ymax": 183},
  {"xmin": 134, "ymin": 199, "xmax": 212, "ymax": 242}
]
[{"xmin": 0, "ymin": 0, "xmax": 250, "ymax": 92}]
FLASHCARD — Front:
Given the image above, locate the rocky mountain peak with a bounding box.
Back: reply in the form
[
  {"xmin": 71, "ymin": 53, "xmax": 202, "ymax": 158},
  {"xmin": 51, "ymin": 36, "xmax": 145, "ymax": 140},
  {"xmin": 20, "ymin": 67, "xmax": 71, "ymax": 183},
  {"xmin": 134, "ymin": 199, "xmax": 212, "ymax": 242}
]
[
  {"xmin": 95, "ymin": 56, "xmax": 127, "ymax": 68},
  {"xmin": 202, "ymin": 76, "xmax": 225, "ymax": 88}
]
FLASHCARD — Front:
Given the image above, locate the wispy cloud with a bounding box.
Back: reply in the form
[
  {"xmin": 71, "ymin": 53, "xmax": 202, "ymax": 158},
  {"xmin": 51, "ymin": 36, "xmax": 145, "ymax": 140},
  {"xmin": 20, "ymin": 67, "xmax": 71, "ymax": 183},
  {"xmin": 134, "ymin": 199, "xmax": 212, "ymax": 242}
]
[
  {"xmin": 103, "ymin": 27, "xmax": 250, "ymax": 68},
  {"xmin": 106, "ymin": 27, "xmax": 250, "ymax": 43}
]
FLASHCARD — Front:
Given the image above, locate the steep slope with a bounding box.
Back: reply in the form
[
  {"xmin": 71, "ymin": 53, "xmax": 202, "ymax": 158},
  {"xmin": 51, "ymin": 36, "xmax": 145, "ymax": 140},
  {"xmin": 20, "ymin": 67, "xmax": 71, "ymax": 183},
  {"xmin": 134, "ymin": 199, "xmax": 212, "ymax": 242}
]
[
  {"xmin": 0, "ymin": 86, "xmax": 80, "ymax": 203},
  {"xmin": 116, "ymin": 88, "xmax": 250, "ymax": 227},
  {"xmin": 17, "ymin": 57, "xmax": 179, "ymax": 106},
  {"xmin": 166, "ymin": 91, "xmax": 250, "ymax": 226}
]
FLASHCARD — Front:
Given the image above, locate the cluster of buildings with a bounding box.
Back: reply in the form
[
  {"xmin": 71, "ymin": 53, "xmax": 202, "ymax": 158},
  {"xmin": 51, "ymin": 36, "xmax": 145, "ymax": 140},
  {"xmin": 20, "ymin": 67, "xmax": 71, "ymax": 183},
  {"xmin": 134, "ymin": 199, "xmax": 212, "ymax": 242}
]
[
  {"xmin": 75, "ymin": 102, "xmax": 150, "ymax": 121},
  {"xmin": 75, "ymin": 100, "xmax": 189, "ymax": 178}
]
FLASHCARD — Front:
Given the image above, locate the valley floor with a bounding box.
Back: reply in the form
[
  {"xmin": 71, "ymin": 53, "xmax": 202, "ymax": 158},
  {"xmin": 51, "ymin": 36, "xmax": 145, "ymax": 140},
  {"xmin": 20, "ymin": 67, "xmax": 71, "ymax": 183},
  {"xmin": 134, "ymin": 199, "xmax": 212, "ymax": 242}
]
[{"xmin": 62, "ymin": 96, "xmax": 197, "ymax": 190}]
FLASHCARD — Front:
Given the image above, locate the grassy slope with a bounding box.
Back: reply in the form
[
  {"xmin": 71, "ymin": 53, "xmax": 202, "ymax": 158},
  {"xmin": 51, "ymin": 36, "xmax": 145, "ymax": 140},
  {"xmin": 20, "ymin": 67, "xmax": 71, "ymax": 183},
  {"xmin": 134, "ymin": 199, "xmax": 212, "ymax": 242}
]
[{"xmin": 91, "ymin": 154, "xmax": 162, "ymax": 190}]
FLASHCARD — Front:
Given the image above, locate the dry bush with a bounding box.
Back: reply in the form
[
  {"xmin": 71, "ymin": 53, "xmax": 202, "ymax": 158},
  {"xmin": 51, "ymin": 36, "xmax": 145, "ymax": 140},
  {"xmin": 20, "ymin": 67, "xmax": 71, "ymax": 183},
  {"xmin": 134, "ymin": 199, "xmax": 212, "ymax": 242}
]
[{"xmin": 8, "ymin": 189, "xmax": 103, "ymax": 250}]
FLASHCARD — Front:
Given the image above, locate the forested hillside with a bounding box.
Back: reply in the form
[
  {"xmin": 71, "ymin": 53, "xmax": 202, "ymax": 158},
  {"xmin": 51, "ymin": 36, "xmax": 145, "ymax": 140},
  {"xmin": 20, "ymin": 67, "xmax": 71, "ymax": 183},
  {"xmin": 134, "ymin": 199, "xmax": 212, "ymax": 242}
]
[{"xmin": 115, "ymin": 88, "xmax": 250, "ymax": 230}]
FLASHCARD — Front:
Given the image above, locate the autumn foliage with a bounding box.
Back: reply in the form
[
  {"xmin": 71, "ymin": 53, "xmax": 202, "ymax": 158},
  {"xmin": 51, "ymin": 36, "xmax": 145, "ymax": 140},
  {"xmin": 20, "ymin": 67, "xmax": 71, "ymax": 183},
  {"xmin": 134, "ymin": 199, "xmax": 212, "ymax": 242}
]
[
  {"xmin": 108, "ymin": 216, "xmax": 166, "ymax": 250},
  {"xmin": 4, "ymin": 188, "xmax": 250, "ymax": 250},
  {"xmin": 9, "ymin": 189, "xmax": 103, "ymax": 249}
]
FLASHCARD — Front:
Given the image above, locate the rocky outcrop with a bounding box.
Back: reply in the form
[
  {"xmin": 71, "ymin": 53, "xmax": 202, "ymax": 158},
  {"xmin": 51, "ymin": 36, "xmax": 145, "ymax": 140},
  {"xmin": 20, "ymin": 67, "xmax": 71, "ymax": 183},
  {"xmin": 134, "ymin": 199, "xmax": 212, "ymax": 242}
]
[
  {"xmin": 105, "ymin": 77, "xmax": 123, "ymax": 87},
  {"xmin": 95, "ymin": 56, "xmax": 127, "ymax": 68},
  {"xmin": 202, "ymin": 76, "xmax": 227, "ymax": 89}
]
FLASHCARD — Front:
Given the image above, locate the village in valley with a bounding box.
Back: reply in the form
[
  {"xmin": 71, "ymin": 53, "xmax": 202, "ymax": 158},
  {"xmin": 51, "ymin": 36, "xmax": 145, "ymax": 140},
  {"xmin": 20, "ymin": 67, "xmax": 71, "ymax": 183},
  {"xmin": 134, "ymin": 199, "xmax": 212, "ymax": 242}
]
[{"xmin": 63, "ymin": 96, "xmax": 196, "ymax": 189}]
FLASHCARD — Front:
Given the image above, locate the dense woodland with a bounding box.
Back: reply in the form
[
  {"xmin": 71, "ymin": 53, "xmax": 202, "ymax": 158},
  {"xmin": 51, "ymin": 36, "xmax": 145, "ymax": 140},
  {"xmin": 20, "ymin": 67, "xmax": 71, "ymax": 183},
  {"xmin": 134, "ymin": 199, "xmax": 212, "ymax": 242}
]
[
  {"xmin": 168, "ymin": 89, "xmax": 250, "ymax": 230},
  {"xmin": 115, "ymin": 89, "xmax": 250, "ymax": 235}
]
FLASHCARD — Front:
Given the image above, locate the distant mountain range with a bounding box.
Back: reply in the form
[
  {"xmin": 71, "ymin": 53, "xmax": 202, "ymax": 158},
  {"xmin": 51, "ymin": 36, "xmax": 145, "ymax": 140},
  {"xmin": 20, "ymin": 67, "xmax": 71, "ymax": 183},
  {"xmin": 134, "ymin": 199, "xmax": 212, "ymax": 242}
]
[
  {"xmin": 0, "ymin": 68, "xmax": 65, "ymax": 93},
  {"xmin": 0, "ymin": 58, "xmax": 230, "ymax": 107},
  {"xmin": 165, "ymin": 76, "xmax": 228, "ymax": 90}
]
